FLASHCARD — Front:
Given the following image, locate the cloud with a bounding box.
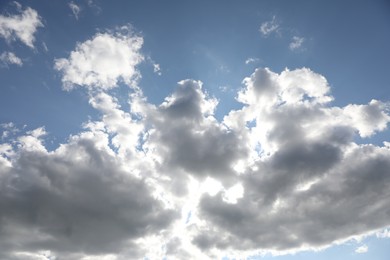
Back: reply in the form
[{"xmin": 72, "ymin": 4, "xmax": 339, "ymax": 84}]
[
  {"xmin": 0, "ymin": 125, "xmax": 178, "ymax": 259},
  {"xmin": 0, "ymin": 51, "xmax": 22, "ymax": 67},
  {"xmin": 54, "ymin": 26, "xmax": 144, "ymax": 90},
  {"xmin": 1, "ymin": 122, "xmax": 20, "ymax": 139},
  {"xmin": 245, "ymin": 57, "xmax": 260, "ymax": 65},
  {"xmin": 153, "ymin": 63, "xmax": 162, "ymax": 75},
  {"xmin": 342, "ymin": 99, "xmax": 390, "ymax": 137},
  {"xmin": 137, "ymin": 80, "xmax": 248, "ymax": 184},
  {"xmin": 259, "ymin": 16, "xmax": 280, "ymax": 37},
  {"xmin": 376, "ymin": 228, "xmax": 390, "ymax": 238},
  {"xmin": 195, "ymin": 67, "xmax": 390, "ymax": 256},
  {"xmin": 289, "ymin": 36, "xmax": 305, "ymax": 50},
  {"xmin": 0, "ymin": 3, "xmax": 43, "ymax": 48},
  {"xmin": 355, "ymin": 245, "xmax": 368, "ymax": 253},
  {"xmin": 146, "ymin": 56, "xmax": 162, "ymax": 75},
  {"xmin": 2, "ymin": 60, "xmax": 390, "ymax": 259},
  {"xmin": 85, "ymin": 0, "xmax": 102, "ymax": 14},
  {"xmin": 69, "ymin": 1, "xmax": 81, "ymax": 20}
]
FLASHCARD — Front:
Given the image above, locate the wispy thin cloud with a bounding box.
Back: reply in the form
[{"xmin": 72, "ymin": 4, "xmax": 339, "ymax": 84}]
[
  {"xmin": 153, "ymin": 63, "xmax": 162, "ymax": 75},
  {"xmin": 289, "ymin": 36, "xmax": 305, "ymax": 50},
  {"xmin": 245, "ymin": 57, "xmax": 260, "ymax": 65},
  {"xmin": 259, "ymin": 16, "xmax": 280, "ymax": 37},
  {"xmin": 0, "ymin": 51, "xmax": 22, "ymax": 67},
  {"xmin": 69, "ymin": 1, "xmax": 81, "ymax": 20}
]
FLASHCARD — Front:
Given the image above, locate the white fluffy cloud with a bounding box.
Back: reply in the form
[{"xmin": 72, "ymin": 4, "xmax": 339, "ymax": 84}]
[
  {"xmin": 1, "ymin": 61, "xmax": 390, "ymax": 259},
  {"xmin": 54, "ymin": 27, "xmax": 144, "ymax": 90},
  {"xmin": 376, "ymin": 228, "xmax": 390, "ymax": 238},
  {"xmin": 355, "ymin": 244, "xmax": 368, "ymax": 254},
  {"xmin": 0, "ymin": 3, "xmax": 43, "ymax": 48},
  {"xmin": 0, "ymin": 51, "xmax": 22, "ymax": 67}
]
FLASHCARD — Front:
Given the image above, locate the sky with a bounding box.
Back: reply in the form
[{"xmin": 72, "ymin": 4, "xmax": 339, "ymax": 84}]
[{"xmin": 0, "ymin": 0, "xmax": 390, "ymax": 259}]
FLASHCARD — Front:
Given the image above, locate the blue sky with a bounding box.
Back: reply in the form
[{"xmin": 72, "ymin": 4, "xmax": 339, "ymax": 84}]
[{"xmin": 0, "ymin": 1, "xmax": 390, "ymax": 259}]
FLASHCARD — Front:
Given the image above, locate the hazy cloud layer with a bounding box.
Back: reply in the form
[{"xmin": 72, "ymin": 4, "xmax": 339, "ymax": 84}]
[
  {"xmin": 0, "ymin": 3, "xmax": 43, "ymax": 48},
  {"xmin": 1, "ymin": 29, "xmax": 390, "ymax": 259}
]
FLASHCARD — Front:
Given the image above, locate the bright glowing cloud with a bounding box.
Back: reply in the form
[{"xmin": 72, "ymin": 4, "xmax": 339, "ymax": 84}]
[
  {"xmin": 1, "ymin": 2, "xmax": 389, "ymax": 259},
  {"xmin": 1, "ymin": 61, "xmax": 390, "ymax": 259},
  {"xmin": 54, "ymin": 26, "xmax": 144, "ymax": 90}
]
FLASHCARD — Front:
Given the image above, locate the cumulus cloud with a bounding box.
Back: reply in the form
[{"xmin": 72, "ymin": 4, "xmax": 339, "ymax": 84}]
[
  {"xmin": 355, "ymin": 244, "xmax": 368, "ymax": 253},
  {"xmin": 376, "ymin": 228, "xmax": 390, "ymax": 238},
  {"xmin": 0, "ymin": 51, "xmax": 22, "ymax": 67},
  {"xmin": 138, "ymin": 79, "xmax": 249, "ymax": 187},
  {"xmin": 3, "ymin": 50, "xmax": 390, "ymax": 259},
  {"xmin": 54, "ymin": 26, "xmax": 144, "ymax": 90},
  {"xmin": 0, "ymin": 124, "xmax": 178, "ymax": 259},
  {"xmin": 194, "ymin": 68, "xmax": 390, "ymax": 256},
  {"xmin": 0, "ymin": 3, "xmax": 43, "ymax": 48},
  {"xmin": 289, "ymin": 36, "xmax": 305, "ymax": 50},
  {"xmin": 260, "ymin": 16, "xmax": 280, "ymax": 37}
]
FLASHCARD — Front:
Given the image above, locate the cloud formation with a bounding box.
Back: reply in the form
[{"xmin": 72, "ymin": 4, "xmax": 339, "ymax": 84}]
[
  {"xmin": 0, "ymin": 3, "xmax": 43, "ymax": 48},
  {"xmin": 0, "ymin": 51, "xmax": 22, "ymax": 67},
  {"xmin": 1, "ymin": 30, "xmax": 390, "ymax": 259},
  {"xmin": 259, "ymin": 16, "xmax": 279, "ymax": 37},
  {"xmin": 355, "ymin": 245, "xmax": 368, "ymax": 254},
  {"xmin": 245, "ymin": 57, "xmax": 260, "ymax": 65},
  {"xmin": 0, "ymin": 126, "xmax": 177, "ymax": 259},
  {"xmin": 194, "ymin": 68, "xmax": 390, "ymax": 256},
  {"xmin": 68, "ymin": 1, "xmax": 81, "ymax": 20},
  {"xmin": 54, "ymin": 26, "xmax": 144, "ymax": 90},
  {"xmin": 289, "ymin": 36, "xmax": 304, "ymax": 50}
]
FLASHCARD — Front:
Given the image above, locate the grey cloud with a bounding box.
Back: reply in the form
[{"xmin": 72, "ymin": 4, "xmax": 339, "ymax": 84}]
[
  {"xmin": 0, "ymin": 129, "xmax": 178, "ymax": 258},
  {"xmin": 245, "ymin": 67, "xmax": 278, "ymax": 98},
  {"xmin": 142, "ymin": 80, "xmax": 249, "ymax": 184},
  {"xmin": 198, "ymin": 144, "xmax": 390, "ymax": 252},
  {"xmin": 163, "ymin": 82, "xmax": 204, "ymax": 120},
  {"xmin": 3, "ymin": 63, "xmax": 390, "ymax": 259},
  {"xmin": 195, "ymin": 68, "xmax": 390, "ymax": 255}
]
